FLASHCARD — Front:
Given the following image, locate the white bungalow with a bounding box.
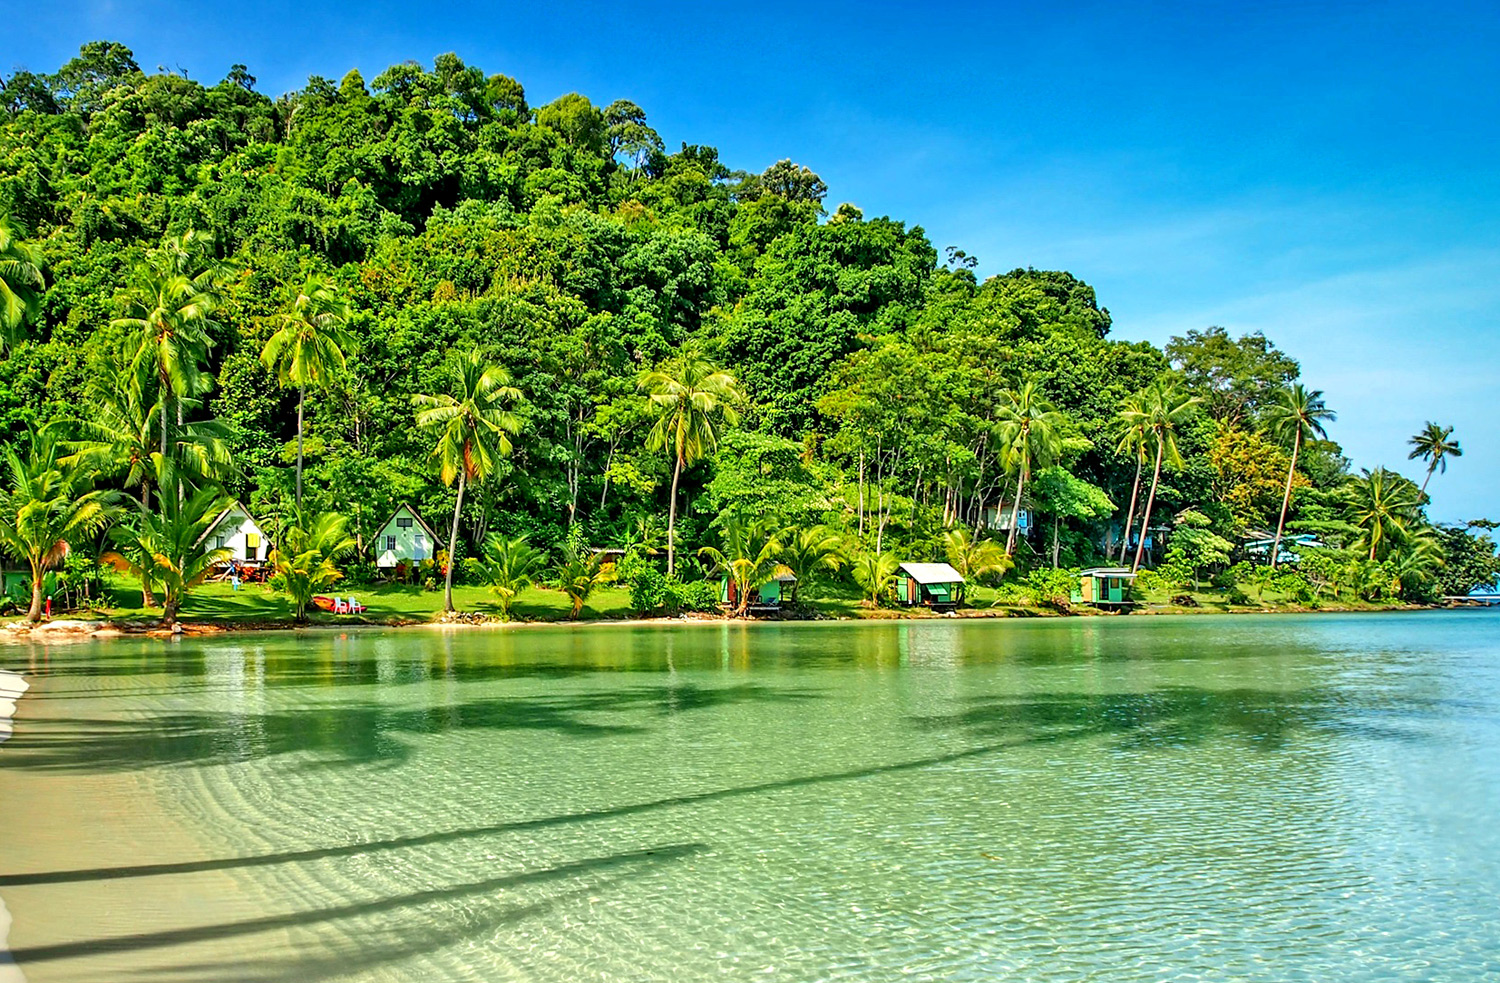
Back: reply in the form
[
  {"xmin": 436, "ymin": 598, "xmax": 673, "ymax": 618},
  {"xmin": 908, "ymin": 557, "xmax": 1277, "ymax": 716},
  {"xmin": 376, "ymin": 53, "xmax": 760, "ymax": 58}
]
[
  {"xmin": 374, "ymin": 504, "xmax": 440, "ymax": 570},
  {"xmin": 198, "ymin": 502, "xmax": 273, "ymax": 568}
]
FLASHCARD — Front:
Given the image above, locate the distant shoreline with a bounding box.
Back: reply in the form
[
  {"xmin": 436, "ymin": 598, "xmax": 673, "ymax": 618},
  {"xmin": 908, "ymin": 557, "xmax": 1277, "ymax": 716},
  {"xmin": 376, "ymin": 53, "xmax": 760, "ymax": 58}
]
[{"xmin": 0, "ymin": 600, "xmax": 1446, "ymax": 647}]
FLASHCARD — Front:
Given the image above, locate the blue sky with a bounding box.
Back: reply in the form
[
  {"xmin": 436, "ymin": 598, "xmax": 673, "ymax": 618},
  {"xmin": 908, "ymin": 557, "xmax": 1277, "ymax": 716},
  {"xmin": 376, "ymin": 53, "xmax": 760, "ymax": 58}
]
[{"xmin": 8, "ymin": 0, "xmax": 1498, "ymax": 521}]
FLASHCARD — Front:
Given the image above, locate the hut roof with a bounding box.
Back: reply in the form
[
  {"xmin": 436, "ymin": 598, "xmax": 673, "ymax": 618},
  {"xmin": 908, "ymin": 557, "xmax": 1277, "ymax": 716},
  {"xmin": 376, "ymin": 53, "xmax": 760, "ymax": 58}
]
[
  {"xmin": 898, "ymin": 562, "xmax": 965, "ymax": 585},
  {"xmin": 194, "ymin": 501, "xmax": 272, "ymax": 549},
  {"xmin": 378, "ymin": 503, "xmax": 440, "ymax": 542},
  {"xmin": 1080, "ymin": 567, "xmax": 1136, "ymax": 579}
]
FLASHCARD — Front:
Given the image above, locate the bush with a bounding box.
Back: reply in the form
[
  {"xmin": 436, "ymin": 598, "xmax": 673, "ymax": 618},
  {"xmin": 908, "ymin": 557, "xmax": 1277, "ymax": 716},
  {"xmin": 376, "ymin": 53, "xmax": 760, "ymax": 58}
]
[
  {"xmin": 1271, "ymin": 570, "xmax": 1315, "ymax": 603},
  {"xmin": 1225, "ymin": 587, "xmax": 1252, "ymax": 606},
  {"xmin": 630, "ymin": 569, "xmax": 720, "ymax": 615}
]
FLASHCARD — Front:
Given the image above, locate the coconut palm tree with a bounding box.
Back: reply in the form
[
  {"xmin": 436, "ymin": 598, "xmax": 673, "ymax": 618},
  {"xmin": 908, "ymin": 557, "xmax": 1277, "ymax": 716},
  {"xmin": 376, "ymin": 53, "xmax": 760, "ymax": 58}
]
[
  {"xmin": 1407, "ymin": 422, "xmax": 1461, "ymax": 495},
  {"xmin": 1263, "ymin": 384, "xmax": 1335, "ymax": 568},
  {"xmin": 554, "ymin": 546, "xmax": 610, "ymax": 619},
  {"xmin": 995, "ymin": 380, "xmax": 1066, "ymax": 556},
  {"xmin": 638, "ymin": 351, "xmax": 743, "ymax": 576},
  {"xmin": 113, "ymin": 232, "xmax": 222, "ymax": 477},
  {"xmin": 852, "ymin": 551, "xmax": 900, "ymax": 607},
  {"xmin": 942, "ymin": 528, "xmax": 1013, "ymax": 603},
  {"xmin": 413, "ymin": 352, "xmax": 522, "ymax": 613},
  {"xmin": 107, "ymin": 486, "xmax": 232, "ymax": 626},
  {"xmin": 1344, "ymin": 467, "xmax": 1422, "ymax": 562},
  {"xmin": 0, "ymin": 216, "xmax": 44, "ymax": 352},
  {"xmin": 0, "ymin": 436, "xmax": 114, "ymax": 622},
  {"xmin": 261, "ymin": 276, "xmax": 355, "ymax": 506},
  {"xmin": 777, "ymin": 524, "xmax": 846, "ymax": 602},
  {"xmin": 267, "ymin": 509, "xmax": 356, "ymax": 622},
  {"xmin": 1131, "ymin": 380, "xmax": 1201, "ymax": 572},
  {"xmin": 1112, "ymin": 391, "xmax": 1150, "ymax": 563},
  {"xmin": 698, "ymin": 517, "xmax": 791, "ymax": 617},
  {"xmin": 478, "ymin": 533, "xmax": 547, "ymax": 619}
]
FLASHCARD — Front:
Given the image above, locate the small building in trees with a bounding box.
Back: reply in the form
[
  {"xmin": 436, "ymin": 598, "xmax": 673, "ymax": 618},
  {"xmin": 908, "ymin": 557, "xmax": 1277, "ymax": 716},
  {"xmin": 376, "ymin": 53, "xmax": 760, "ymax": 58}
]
[
  {"xmin": 979, "ymin": 503, "xmax": 1031, "ymax": 536},
  {"xmin": 894, "ymin": 562, "xmax": 965, "ymax": 609},
  {"xmin": 374, "ymin": 504, "xmax": 440, "ymax": 571},
  {"xmin": 1075, "ymin": 567, "xmax": 1136, "ymax": 608},
  {"xmin": 197, "ymin": 502, "xmax": 273, "ymax": 569},
  {"xmin": 1238, "ymin": 531, "xmax": 1324, "ymax": 565},
  {"xmin": 720, "ymin": 573, "xmax": 796, "ymax": 611}
]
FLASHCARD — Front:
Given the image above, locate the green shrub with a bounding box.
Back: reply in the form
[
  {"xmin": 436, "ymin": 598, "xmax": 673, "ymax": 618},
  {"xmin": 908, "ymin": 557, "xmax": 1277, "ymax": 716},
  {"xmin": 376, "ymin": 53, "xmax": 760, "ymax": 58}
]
[{"xmin": 630, "ymin": 570, "xmax": 720, "ymax": 615}]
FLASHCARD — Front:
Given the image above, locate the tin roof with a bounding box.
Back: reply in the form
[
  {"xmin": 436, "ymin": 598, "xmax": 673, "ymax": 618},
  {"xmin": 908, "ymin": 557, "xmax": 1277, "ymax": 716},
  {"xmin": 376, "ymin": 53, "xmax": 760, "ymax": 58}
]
[{"xmin": 898, "ymin": 562, "xmax": 965, "ymax": 584}]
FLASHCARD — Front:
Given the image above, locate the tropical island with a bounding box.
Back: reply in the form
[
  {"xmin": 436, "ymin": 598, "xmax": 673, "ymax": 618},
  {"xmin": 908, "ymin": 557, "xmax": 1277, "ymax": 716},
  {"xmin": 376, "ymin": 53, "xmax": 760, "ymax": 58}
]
[{"xmin": 2, "ymin": 43, "xmax": 1497, "ymax": 634}]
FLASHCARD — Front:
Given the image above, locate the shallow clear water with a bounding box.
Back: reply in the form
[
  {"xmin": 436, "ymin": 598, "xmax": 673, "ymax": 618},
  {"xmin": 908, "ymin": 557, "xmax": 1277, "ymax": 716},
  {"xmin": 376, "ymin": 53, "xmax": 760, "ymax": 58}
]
[{"xmin": 2, "ymin": 612, "xmax": 1499, "ymax": 982}]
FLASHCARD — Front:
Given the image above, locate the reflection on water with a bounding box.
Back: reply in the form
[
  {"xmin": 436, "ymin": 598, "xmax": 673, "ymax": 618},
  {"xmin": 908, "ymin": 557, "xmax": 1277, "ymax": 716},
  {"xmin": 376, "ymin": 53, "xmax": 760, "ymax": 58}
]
[{"xmin": 2, "ymin": 613, "xmax": 1499, "ymax": 982}]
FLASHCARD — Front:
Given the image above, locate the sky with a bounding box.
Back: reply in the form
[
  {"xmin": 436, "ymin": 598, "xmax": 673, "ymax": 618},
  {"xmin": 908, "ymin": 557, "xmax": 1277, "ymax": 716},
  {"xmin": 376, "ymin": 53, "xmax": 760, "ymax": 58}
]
[{"xmin": 7, "ymin": 0, "xmax": 1499, "ymax": 522}]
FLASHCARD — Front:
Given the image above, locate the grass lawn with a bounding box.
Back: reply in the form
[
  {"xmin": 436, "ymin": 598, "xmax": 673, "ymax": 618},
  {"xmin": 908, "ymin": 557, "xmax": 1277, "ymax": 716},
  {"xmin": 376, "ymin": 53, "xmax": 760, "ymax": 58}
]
[{"xmin": 94, "ymin": 575, "xmax": 635, "ymax": 626}]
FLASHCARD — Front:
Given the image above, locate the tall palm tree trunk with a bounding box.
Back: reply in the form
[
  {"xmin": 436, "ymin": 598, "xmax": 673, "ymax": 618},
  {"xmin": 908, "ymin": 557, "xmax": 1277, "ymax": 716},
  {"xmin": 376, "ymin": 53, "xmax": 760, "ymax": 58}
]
[
  {"xmin": 296, "ymin": 383, "xmax": 305, "ymax": 507},
  {"xmin": 1118, "ymin": 456, "xmax": 1143, "ymax": 563},
  {"xmin": 1005, "ymin": 468, "xmax": 1028, "ymax": 555},
  {"xmin": 444, "ymin": 470, "xmax": 466, "ymax": 613},
  {"xmin": 1420, "ymin": 466, "xmax": 1435, "ymax": 495},
  {"xmin": 666, "ymin": 450, "xmax": 683, "ymax": 576},
  {"xmin": 1269, "ymin": 432, "xmax": 1301, "ymax": 569},
  {"xmin": 26, "ymin": 558, "xmax": 44, "ymax": 622},
  {"xmin": 1132, "ymin": 438, "xmax": 1166, "ymax": 573}
]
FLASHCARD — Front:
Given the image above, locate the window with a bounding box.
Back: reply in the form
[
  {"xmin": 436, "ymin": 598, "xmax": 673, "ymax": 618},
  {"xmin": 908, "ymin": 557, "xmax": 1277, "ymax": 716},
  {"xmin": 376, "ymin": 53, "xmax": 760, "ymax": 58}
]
[
  {"xmin": 396, "ymin": 517, "xmax": 414, "ymax": 529},
  {"xmin": 385, "ymin": 536, "xmax": 397, "ymax": 551},
  {"xmin": 214, "ymin": 536, "xmax": 225, "ymax": 549},
  {"xmin": 246, "ymin": 533, "xmax": 260, "ymax": 549}
]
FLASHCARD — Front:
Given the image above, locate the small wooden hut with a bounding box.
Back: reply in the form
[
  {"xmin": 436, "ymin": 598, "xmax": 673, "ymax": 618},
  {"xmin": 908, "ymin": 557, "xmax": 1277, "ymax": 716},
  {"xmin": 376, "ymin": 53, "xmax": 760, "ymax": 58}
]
[
  {"xmin": 720, "ymin": 573, "xmax": 796, "ymax": 611},
  {"xmin": 197, "ymin": 502, "xmax": 273, "ymax": 570},
  {"xmin": 894, "ymin": 562, "xmax": 965, "ymax": 609},
  {"xmin": 1075, "ymin": 567, "xmax": 1136, "ymax": 608},
  {"xmin": 374, "ymin": 504, "xmax": 440, "ymax": 571}
]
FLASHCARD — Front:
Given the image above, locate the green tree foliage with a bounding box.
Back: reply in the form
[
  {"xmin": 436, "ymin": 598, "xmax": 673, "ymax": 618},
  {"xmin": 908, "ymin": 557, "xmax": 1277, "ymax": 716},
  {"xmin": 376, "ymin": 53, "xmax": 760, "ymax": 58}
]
[
  {"xmin": 941, "ymin": 528, "xmax": 1012, "ymax": 601},
  {"xmin": 104, "ymin": 486, "xmax": 230, "ymax": 625},
  {"xmin": 1344, "ymin": 468, "xmax": 1423, "ymax": 562},
  {"xmin": 554, "ymin": 545, "xmax": 610, "ymax": 618},
  {"xmin": 1165, "ymin": 327, "xmax": 1300, "ymax": 425},
  {"xmin": 852, "ymin": 551, "xmax": 900, "ymax": 606},
  {"xmin": 1433, "ymin": 522, "xmax": 1500, "ymax": 597},
  {"xmin": 0, "ymin": 217, "xmax": 44, "ymax": 350},
  {"xmin": 0, "ymin": 435, "xmax": 114, "ymax": 620},
  {"xmin": 1163, "ymin": 509, "xmax": 1235, "ymax": 588}
]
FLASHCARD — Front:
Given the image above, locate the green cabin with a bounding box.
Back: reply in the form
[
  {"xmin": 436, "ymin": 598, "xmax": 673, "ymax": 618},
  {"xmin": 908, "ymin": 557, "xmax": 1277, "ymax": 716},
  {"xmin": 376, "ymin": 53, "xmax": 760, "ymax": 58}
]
[
  {"xmin": 1075, "ymin": 567, "xmax": 1136, "ymax": 607},
  {"xmin": 894, "ymin": 562, "xmax": 965, "ymax": 608},
  {"xmin": 374, "ymin": 504, "xmax": 440, "ymax": 572},
  {"xmin": 720, "ymin": 573, "xmax": 796, "ymax": 610}
]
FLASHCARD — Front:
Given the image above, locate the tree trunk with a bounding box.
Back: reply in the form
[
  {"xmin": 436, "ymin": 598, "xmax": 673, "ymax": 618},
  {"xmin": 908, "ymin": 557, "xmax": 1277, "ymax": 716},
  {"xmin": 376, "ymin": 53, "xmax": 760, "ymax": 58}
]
[
  {"xmin": 1053, "ymin": 516, "xmax": 1060, "ymax": 568},
  {"xmin": 161, "ymin": 591, "xmax": 179, "ymax": 627},
  {"xmin": 1132, "ymin": 438, "xmax": 1166, "ymax": 573},
  {"xmin": 1269, "ymin": 431, "xmax": 1301, "ymax": 569},
  {"xmin": 26, "ymin": 558, "xmax": 43, "ymax": 622},
  {"xmin": 667, "ymin": 451, "xmax": 683, "ymax": 577},
  {"xmin": 1118, "ymin": 455, "xmax": 1143, "ymax": 564},
  {"xmin": 1005, "ymin": 469, "xmax": 1028, "ymax": 555},
  {"xmin": 296, "ymin": 383, "xmax": 305, "ymax": 507},
  {"xmin": 175, "ymin": 395, "xmax": 184, "ymax": 506},
  {"xmin": 857, "ymin": 448, "xmax": 866, "ymax": 539},
  {"xmin": 1420, "ymin": 467, "xmax": 1434, "ymax": 495},
  {"xmin": 444, "ymin": 470, "xmax": 467, "ymax": 613}
]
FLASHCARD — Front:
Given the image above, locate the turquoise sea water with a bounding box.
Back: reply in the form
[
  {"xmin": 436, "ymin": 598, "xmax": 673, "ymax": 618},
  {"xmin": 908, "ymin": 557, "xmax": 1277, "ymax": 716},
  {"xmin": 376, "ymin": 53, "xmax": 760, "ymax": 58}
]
[{"xmin": 2, "ymin": 612, "xmax": 1498, "ymax": 981}]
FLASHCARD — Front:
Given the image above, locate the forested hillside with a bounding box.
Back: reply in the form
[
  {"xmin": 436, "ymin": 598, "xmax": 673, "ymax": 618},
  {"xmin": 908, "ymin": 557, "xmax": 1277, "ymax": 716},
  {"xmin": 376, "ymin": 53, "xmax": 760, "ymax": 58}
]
[{"xmin": 1, "ymin": 42, "xmax": 1493, "ymax": 621}]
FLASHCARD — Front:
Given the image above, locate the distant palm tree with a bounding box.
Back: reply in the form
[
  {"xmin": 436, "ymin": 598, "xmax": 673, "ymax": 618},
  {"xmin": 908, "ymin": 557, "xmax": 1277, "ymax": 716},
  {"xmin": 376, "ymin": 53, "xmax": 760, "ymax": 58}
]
[
  {"xmin": 852, "ymin": 551, "xmax": 900, "ymax": 607},
  {"xmin": 941, "ymin": 528, "xmax": 1012, "ymax": 603},
  {"xmin": 0, "ymin": 216, "xmax": 44, "ymax": 352},
  {"xmin": 1407, "ymin": 422, "xmax": 1461, "ymax": 495},
  {"xmin": 995, "ymin": 380, "xmax": 1066, "ymax": 556},
  {"xmin": 0, "ymin": 436, "xmax": 114, "ymax": 622},
  {"xmin": 478, "ymin": 533, "xmax": 547, "ymax": 619},
  {"xmin": 1263, "ymin": 384, "xmax": 1335, "ymax": 568},
  {"xmin": 1112, "ymin": 391, "xmax": 1150, "ymax": 563},
  {"xmin": 1344, "ymin": 467, "xmax": 1422, "ymax": 562},
  {"xmin": 639, "ymin": 351, "xmax": 743, "ymax": 576},
  {"xmin": 1131, "ymin": 380, "xmax": 1201, "ymax": 572},
  {"xmin": 113, "ymin": 232, "xmax": 223, "ymax": 476},
  {"xmin": 698, "ymin": 517, "xmax": 790, "ymax": 616},
  {"xmin": 102, "ymin": 486, "xmax": 232, "ymax": 626},
  {"xmin": 777, "ymin": 524, "xmax": 846, "ymax": 602},
  {"xmin": 554, "ymin": 546, "xmax": 610, "ymax": 619},
  {"xmin": 413, "ymin": 352, "xmax": 522, "ymax": 613},
  {"xmin": 261, "ymin": 276, "xmax": 355, "ymax": 506},
  {"xmin": 267, "ymin": 509, "xmax": 356, "ymax": 622}
]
